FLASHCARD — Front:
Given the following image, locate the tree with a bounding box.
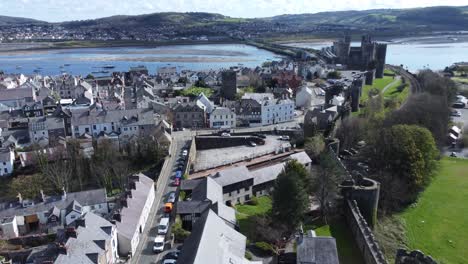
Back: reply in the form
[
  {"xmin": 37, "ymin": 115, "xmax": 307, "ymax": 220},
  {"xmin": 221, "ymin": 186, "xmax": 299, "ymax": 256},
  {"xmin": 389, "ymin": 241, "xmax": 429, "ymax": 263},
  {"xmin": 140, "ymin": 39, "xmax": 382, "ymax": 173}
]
[
  {"xmin": 335, "ymin": 116, "xmax": 367, "ymax": 150},
  {"xmin": 327, "ymin": 71, "xmax": 341, "ymax": 79},
  {"xmin": 272, "ymin": 161, "xmax": 310, "ymax": 230},
  {"xmin": 304, "ymin": 135, "xmax": 325, "ymax": 161},
  {"xmin": 8, "ymin": 174, "xmax": 51, "ymax": 200},
  {"xmin": 366, "ymin": 124, "xmax": 438, "ymax": 210},
  {"xmin": 37, "ymin": 150, "xmax": 73, "ymax": 192},
  {"xmin": 312, "ymin": 152, "xmax": 342, "ymax": 223}
]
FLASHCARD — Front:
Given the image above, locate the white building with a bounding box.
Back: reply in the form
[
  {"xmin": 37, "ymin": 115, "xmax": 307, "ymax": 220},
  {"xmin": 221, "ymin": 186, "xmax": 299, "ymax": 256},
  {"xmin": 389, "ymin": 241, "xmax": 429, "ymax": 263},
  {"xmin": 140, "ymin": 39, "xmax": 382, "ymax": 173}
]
[
  {"xmin": 209, "ymin": 107, "xmax": 236, "ymax": 129},
  {"xmin": 0, "ymin": 148, "xmax": 15, "ymax": 176},
  {"xmin": 242, "ymin": 93, "xmax": 295, "ymax": 126},
  {"xmin": 196, "ymin": 92, "xmax": 215, "ymax": 114},
  {"xmin": 116, "ymin": 173, "xmax": 155, "ymax": 257},
  {"xmin": 296, "ymin": 86, "xmax": 314, "ymax": 109}
]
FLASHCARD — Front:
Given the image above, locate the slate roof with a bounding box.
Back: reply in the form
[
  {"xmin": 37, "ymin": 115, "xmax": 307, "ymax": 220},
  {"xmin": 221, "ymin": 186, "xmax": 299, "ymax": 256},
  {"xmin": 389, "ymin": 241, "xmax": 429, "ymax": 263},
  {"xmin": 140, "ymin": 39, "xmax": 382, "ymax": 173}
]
[
  {"xmin": 70, "ymin": 108, "xmax": 156, "ymax": 126},
  {"xmin": 0, "ymin": 188, "xmax": 107, "ymax": 219},
  {"xmin": 210, "ymin": 166, "xmax": 252, "ymax": 187},
  {"xmin": 252, "ymin": 152, "xmax": 311, "ymax": 186},
  {"xmin": 297, "ymin": 231, "xmax": 339, "ymax": 264},
  {"xmin": 115, "ymin": 173, "xmax": 154, "ymax": 240},
  {"xmin": 54, "ymin": 212, "xmax": 115, "ymax": 264},
  {"xmin": 177, "ymin": 209, "xmax": 260, "ymax": 264}
]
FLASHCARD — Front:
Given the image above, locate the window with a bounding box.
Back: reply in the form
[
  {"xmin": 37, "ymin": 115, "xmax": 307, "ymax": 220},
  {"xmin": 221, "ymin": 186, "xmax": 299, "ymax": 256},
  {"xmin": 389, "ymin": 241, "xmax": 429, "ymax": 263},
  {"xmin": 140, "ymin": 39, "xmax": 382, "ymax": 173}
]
[
  {"xmin": 4, "ymin": 168, "xmax": 7, "ymax": 173},
  {"xmin": 34, "ymin": 131, "xmax": 36, "ymax": 135},
  {"xmin": 93, "ymin": 125, "xmax": 96, "ymax": 130},
  {"xmin": 237, "ymin": 189, "xmax": 240, "ymax": 194},
  {"xmin": 42, "ymin": 132, "xmax": 45, "ymax": 135},
  {"xmin": 124, "ymin": 128, "xmax": 128, "ymax": 131},
  {"xmin": 104, "ymin": 127, "xmax": 107, "ymax": 131},
  {"xmin": 229, "ymin": 192, "xmax": 232, "ymax": 197},
  {"xmin": 245, "ymin": 195, "xmax": 250, "ymax": 201},
  {"xmin": 91, "ymin": 205, "xmax": 95, "ymax": 210},
  {"xmin": 85, "ymin": 128, "xmax": 89, "ymax": 133},
  {"xmin": 244, "ymin": 187, "xmax": 249, "ymax": 191},
  {"xmin": 70, "ymin": 215, "xmax": 76, "ymax": 219}
]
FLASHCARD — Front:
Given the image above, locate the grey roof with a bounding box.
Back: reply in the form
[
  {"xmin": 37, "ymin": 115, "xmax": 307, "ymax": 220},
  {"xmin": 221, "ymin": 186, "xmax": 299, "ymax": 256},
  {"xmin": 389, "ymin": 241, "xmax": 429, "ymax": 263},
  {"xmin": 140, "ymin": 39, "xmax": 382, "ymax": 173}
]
[
  {"xmin": 252, "ymin": 152, "xmax": 311, "ymax": 186},
  {"xmin": 0, "ymin": 87, "xmax": 34, "ymax": 101},
  {"xmin": 116, "ymin": 173, "xmax": 154, "ymax": 240},
  {"xmin": 70, "ymin": 107, "xmax": 156, "ymax": 127},
  {"xmin": 28, "ymin": 116, "xmax": 65, "ymax": 131},
  {"xmin": 0, "ymin": 189, "xmax": 107, "ymax": 219},
  {"xmin": 210, "ymin": 107, "xmax": 234, "ymax": 116},
  {"xmin": 0, "ymin": 149, "xmax": 12, "ymax": 162},
  {"xmin": 297, "ymin": 231, "xmax": 339, "ymax": 264},
  {"xmin": 210, "ymin": 166, "xmax": 252, "ymax": 187},
  {"xmin": 178, "ymin": 209, "xmax": 257, "ymax": 264},
  {"xmin": 177, "ymin": 201, "xmax": 212, "ymax": 215},
  {"xmin": 55, "ymin": 212, "xmax": 114, "ymax": 264}
]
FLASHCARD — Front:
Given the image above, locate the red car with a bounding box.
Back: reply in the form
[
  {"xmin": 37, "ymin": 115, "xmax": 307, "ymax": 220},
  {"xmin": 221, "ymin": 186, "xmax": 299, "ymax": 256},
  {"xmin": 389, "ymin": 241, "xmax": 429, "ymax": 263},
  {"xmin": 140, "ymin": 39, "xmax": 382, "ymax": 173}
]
[{"xmin": 173, "ymin": 178, "xmax": 180, "ymax": 186}]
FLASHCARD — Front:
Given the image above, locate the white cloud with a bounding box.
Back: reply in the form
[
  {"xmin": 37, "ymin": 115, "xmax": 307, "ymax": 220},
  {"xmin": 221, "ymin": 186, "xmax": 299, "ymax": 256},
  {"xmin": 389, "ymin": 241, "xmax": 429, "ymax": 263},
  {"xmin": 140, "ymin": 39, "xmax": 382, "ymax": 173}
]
[{"xmin": 1, "ymin": 0, "xmax": 468, "ymax": 21}]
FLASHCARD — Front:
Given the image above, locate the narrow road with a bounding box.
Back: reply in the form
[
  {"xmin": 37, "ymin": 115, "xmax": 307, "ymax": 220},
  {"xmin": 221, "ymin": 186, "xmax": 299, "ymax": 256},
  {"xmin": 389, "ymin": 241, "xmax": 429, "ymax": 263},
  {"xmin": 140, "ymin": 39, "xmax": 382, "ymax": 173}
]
[
  {"xmin": 131, "ymin": 134, "xmax": 187, "ymax": 264},
  {"xmin": 381, "ymin": 76, "xmax": 401, "ymax": 95}
]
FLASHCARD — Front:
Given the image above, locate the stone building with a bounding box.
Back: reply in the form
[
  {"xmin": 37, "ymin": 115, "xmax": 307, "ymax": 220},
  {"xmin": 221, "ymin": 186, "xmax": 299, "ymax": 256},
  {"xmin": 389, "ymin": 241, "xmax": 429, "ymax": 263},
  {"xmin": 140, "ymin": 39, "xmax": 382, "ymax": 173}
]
[
  {"xmin": 173, "ymin": 103, "xmax": 206, "ymax": 129},
  {"xmin": 221, "ymin": 70, "xmax": 237, "ymax": 100}
]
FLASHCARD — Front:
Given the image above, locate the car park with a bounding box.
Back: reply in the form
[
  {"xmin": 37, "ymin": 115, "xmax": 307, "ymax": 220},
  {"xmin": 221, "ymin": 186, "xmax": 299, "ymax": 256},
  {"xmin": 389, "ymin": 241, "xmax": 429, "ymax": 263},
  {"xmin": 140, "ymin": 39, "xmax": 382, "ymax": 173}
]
[
  {"xmin": 167, "ymin": 192, "xmax": 176, "ymax": 203},
  {"xmin": 153, "ymin": 236, "xmax": 165, "ymax": 253},
  {"xmin": 158, "ymin": 217, "xmax": 170, "ymax": 234}
]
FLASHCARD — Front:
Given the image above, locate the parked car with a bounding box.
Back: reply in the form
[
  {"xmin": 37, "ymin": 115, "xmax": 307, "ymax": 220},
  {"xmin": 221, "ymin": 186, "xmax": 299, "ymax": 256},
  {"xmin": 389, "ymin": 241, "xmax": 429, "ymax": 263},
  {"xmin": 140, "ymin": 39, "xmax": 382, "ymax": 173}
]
[
  {"xmin": 357, "ymin": 162, "xmax": 369, "ymax": 170},
  {"xmin": 253, "ymin": 133, "xmax": 266, "ymax": 139},
  {"xmin": 248, "ymin": 141, "xmax": 257, "ymax": 147},
  {"xmin": 451, "ymin": 110, "xmax": 462, "ymax": 117},
  {"xmin": 162, "ymin": 259, "xmax": 177, "ymax": 264},
  {"xmin": 175, "ymin": 171, "xmax": 182, "ymax": 179},
  {"xmin": 164, "ymin": 203, "xmax": 173, "ymax": 213},
  {"xmin": 349, "ymin": 148, "xmax": 359, "ymax": 155},
  {"xmin": 279, "ymin": 135, "xmax": 290, "ymax": 141},
  {"xmin": 158, "ymin": 217, "xmax": 170, "ymax": 235},
  {"xmin": 182, "ymin": 149, "xmax": 188, "ymax": 156},
  {"xmin": 167, "ymin": 192, "xmax": 176, "ymax": 203},
  {"xmin": 450, "ymin": 152, "xmax": 457, "ymax": 157},
  {"xmin": 164, "ymin": 251, "xmax": 180, "ymax": 260},
  {"xmin": 340, "ymin": 150, "xmax": 353, "ymax": 156},
  {"xmin": 221, "ymin": 132, "xmax": 231, "ymax": 137},
  {"xmin": 153, "ymin": 236, "xmax": 165, "ymax": 253},
  {"xmin": 173, "ymin": 178, "xmax": 181, "ymax": 186},
  {"xmin": 452, "ymin": 102, "xmax": 466, "ymax": 108}
]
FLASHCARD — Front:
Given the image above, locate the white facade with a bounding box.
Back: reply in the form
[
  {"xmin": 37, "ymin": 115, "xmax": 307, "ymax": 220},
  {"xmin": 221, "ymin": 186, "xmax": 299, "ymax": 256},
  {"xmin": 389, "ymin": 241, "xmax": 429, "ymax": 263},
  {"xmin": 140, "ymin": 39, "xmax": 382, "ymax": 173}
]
[
  {"xmin": 261, "ymin": 99, "xmax": 295, "ymax": 126},
  {"xmin": 296, "ymin": 86, "xmax": 313, "ymax": 109},
  {"xmin": 0, "ymin": 149, "xmax": 15, "ymax": 176},
  {"xmin": 209, "ymin": 107, "xmax": 237, "ymax": 129},
  {"xmin": 0, "ymin": 216, "xmax": 19, "ymax": 239}
]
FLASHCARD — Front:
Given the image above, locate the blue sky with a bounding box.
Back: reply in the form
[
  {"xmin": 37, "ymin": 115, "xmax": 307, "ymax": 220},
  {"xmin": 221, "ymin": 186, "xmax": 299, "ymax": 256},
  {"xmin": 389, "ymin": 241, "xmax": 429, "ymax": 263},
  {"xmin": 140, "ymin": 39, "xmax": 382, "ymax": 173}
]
[{"xmin": 1, "ymin": 0, "xmax": 468, "ymax": 22}]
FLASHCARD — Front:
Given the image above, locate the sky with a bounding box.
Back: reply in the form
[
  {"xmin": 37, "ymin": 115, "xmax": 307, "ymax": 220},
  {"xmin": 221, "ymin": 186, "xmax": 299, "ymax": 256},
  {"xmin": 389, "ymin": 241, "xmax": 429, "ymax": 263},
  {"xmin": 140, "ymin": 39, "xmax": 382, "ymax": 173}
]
[{"xmin": 1, "ymin": 0, "xmax": 468, "ymax": 22}]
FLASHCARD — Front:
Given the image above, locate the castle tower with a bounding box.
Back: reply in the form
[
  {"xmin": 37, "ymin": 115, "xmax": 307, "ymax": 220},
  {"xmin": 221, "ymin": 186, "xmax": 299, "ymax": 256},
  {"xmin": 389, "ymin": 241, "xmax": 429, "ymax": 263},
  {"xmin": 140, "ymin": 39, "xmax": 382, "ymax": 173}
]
[{"xmin": 375, "ymin": 44, "xmax": 388, "ymax": 78}]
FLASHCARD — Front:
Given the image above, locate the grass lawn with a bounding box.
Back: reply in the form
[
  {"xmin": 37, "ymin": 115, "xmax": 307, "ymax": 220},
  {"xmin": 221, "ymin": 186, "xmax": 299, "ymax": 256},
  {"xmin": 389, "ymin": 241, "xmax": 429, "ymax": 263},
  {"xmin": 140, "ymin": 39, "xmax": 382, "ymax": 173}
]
[
  {"xmin": 395, "ymin": 158, "xmax": 468, "ymax": 264},
  {"xmin": 383, "ymin": 80, "xmax": 410, "ymax": 104},
  {"xmin": 304, "ymin": 218, "xmax": 364, "ymax": 264},
  {"xmin": 235, "ymin": 196, "xmax": 272, "ymax": 240},
  {"xmin": 361, "ymin": 75, "xmax": 396, "ymax": 103}
]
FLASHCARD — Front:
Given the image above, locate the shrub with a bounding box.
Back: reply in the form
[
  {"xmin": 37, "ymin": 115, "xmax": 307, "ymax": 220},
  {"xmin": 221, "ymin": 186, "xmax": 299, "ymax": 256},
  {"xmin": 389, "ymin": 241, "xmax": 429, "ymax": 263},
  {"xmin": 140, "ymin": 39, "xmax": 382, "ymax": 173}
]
[
  {"xmin": 245, "ymin": 251, "xmax": 253, "ymax": 260},
  {"xmin": 254, "ymin": 241, "xmax": 275, "ymax": 255},
  {"xmin": 172, "ymin": 216, "xmax": 191, "ymax": 242},
  {"xmin": 247, "ymin": 196, "xmax": 259, "ymax": 206}
]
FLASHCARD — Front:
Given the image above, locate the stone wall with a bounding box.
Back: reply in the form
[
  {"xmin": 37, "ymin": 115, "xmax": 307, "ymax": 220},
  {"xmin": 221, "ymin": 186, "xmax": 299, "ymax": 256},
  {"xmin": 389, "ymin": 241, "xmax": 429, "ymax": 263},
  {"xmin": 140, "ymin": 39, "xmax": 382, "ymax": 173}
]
[{"xmin": 345, "ymin": 199, "xmax": 388, "ymax": 264}]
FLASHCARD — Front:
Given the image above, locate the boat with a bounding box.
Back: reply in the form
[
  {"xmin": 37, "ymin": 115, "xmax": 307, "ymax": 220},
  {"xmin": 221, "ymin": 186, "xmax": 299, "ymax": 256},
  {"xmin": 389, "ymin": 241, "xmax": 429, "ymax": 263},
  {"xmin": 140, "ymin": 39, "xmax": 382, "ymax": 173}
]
[
  {"xmin": 64, "ymin": 64, "xmax": 71, "ymax": 66},
  {"xmin": 92, "ymin": 70, "xmax": 110, "ymax": 74},
  {"xmin": 102, "ymin": 64, "xmax": 115, "ymax": 69},
  {"xmin": 16, "ymin": 66, "xmax": 22, "ymax": 69}
]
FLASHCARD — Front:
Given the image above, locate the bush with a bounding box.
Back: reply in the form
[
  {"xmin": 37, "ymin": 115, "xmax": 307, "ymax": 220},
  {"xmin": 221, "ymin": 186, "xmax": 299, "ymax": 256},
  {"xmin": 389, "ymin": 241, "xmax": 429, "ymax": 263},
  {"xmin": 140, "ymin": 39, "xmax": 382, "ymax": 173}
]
[
  {"xmin": 254, "ymin": 241, "xmax": 275, "ymax": 255},
  {"xmin": 247, "ymin": 196, "xmax": 259, "ymax": 206},
  {"xmin": 327, "ymin": 71, "xmax": 341, "ymax": 79},
  {"xmin": 172, "ymin": 216, "xmax": 191, "ymax": 242},
  {"xmin": 245, "ymin": 251, "xmax": 253, "ymax": 260}
]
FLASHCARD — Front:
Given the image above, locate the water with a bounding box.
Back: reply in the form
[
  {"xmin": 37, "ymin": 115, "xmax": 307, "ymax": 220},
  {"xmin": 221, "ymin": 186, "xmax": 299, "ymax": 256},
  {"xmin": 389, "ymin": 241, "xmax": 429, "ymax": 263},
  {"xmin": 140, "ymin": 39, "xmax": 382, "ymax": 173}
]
[
  {"xmin": 286, "ymin": 41, "xmax": 468, "ymax": 72},
  {"xmin": 0, "ymin": 44, "xmax": 280, "ymax": 76}
]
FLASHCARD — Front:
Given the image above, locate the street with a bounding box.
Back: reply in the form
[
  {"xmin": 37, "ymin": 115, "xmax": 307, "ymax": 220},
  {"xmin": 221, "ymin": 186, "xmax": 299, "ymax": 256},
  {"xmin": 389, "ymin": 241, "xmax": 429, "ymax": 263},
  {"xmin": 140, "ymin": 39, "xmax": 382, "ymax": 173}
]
[{"xmin": 131, "ymin": 133, "xmax": 189, "ymax": 264}]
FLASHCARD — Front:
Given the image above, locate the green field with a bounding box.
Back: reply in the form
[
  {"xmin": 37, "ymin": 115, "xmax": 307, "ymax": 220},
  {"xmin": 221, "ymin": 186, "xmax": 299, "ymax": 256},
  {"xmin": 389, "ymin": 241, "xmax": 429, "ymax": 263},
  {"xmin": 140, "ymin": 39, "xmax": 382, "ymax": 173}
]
[
  {"xmin": 361, "ymin": 75, "xmax": 396, "ymax": 102},
  {"xmin": 383, "ymin": 79, "xmax": 410, "ymax": 104},
  {"xmin": 306, "ymin": 219, "xmax": 365, "ymax": 264},
  {"xmin": 396, "ymin": 158, "xmax": 468, "ymax": 264}
]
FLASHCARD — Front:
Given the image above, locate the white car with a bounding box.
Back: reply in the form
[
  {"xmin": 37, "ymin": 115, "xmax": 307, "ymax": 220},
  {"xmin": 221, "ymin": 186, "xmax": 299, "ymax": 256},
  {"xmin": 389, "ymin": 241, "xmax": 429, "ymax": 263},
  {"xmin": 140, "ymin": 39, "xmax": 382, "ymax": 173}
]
[
  {"xmin": 221, "ymin": 132, "xmax": 231, "ymax": 137},
  {"xmin": 182, "ymin": 149, "xmax": 188, "ymax": 156},
  {"xmin": 248, "ymin": 141, "xmax": 257, "ymax": 147},
  {"xmin": 153, "ymin": 236, "xmax": 165, "ymax": 253},
  {"xmin": 158, "ymin": 217, "xmax": 170, "ymax": 235},
  {"xmin": 167, "ymin": 192, "xmax": 176, "ymax": 203},
  {"xmin": 279, "ymin": 135, "xmax": 290, "ymax": 141},
  {"xmin": 162, "ymin": 259, "xmax": 177, "ymax": 264}
]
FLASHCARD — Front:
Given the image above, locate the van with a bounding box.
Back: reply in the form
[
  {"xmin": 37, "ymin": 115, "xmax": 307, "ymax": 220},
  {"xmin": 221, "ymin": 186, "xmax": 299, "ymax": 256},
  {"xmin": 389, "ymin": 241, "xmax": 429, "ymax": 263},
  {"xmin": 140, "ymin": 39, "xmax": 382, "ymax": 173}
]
[
  {"xmin": 158, "ymin": 217, "xmax": 170, "ymax": 235},
  {"xmin": 153, "ymin": 235, "xmax": 165, "ymax": 253}
]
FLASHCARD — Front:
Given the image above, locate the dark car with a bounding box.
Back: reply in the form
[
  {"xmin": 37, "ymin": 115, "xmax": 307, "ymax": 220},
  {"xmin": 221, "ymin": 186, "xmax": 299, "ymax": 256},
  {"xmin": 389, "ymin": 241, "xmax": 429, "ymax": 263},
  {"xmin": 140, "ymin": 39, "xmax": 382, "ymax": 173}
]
[
  {"xmin": 164, "ymin": 251, "xmax": 180, "ymax": 260},
  {"xmin": 452, "ymin": 102, "xmax": 466, "ymax": 109},
  {"xmin": 340, "ymin": 150, "xmax": 353, "ymax": 156},
  {"xmin": 253, "ymin": 133, "xmax": 266, "ymax": 139}
]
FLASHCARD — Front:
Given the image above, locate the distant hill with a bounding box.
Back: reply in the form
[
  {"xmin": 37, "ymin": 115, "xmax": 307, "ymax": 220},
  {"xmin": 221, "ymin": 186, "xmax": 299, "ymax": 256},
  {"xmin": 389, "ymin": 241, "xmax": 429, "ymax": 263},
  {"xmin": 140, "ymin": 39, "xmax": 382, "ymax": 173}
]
[
  {"xmin": 2, "ymin": 6, "xmax": 468, "ymax": 38},
  {"xmin": 0, "ymin": 15, "xmax": 45, "ymax": 26}
]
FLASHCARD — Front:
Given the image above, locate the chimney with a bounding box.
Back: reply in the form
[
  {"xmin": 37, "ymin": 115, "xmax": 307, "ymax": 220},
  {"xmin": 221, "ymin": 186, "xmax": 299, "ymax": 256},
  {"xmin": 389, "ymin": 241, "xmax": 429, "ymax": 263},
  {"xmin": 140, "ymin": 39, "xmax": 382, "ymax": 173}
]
[
  {"xmin": 17, "ymin": 193, "xmax": 23, "ymax": 204},
  {"xmin": 62, "ymin": 187, "xmax": 67, "ymax": 201},
  {"xmin": 40, "ymin": 190, "xmax": 46, "ymax": 202}
]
